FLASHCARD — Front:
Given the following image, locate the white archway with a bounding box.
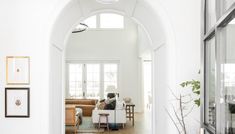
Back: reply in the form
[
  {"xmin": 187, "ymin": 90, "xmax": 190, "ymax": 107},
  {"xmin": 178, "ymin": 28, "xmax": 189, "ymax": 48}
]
[{"xmin": 49, "ymin": 0, "xmax": 176, "ymax": 134}]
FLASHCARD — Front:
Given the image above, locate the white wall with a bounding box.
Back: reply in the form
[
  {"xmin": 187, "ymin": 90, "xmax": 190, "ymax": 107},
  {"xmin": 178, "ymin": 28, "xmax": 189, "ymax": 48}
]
[
  {"xmin": 135, "ymin": 0, "xmax": 201, "ymax": 133},
  {"xmin": 50, "ymin": 45, "xmax": 64, "ymax": 134},
  {"xmin": 0, "ymin": 1, "xmax": 57, "ymax": 134},
  {"xmin": 0, "ymin": 0, "xmax": 201, "ymax": 134},
  {"xmin": 154, "ymin": 0, "xmax": 201, "ymax": 133},
  {"xmin": 137, "ymin": 25, "xmax": 152, "ymax": 59},
  {"xmin": 65, "ymin": 17, "xmax": 144, "ymax": 112}
]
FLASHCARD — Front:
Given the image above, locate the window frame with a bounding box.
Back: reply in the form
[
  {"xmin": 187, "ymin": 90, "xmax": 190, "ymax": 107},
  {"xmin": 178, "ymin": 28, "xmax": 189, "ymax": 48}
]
[
  {"xmin": 202, "ymin": 0, "xmax": 235, "ymax": 133},
  {"xmin": 66, "ymin": 60, "xmax": 120, "ymax": 99},
  {"xmin": 80, "ymin": 13, "xmax": 125, "ymax": 31}
]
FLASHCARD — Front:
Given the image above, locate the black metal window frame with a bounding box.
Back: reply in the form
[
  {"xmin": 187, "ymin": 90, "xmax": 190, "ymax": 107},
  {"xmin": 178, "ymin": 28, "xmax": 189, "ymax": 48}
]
[{"xmin": 202, "ymin": 0, "xmax": 235, "ymax": 134}]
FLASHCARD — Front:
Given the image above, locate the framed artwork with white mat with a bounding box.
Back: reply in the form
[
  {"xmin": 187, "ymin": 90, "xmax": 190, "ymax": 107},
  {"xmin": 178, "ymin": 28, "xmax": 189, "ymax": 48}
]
[
  {"xmin": 6, "ymin": 56, "xmax": 30, "ymax": 85},
  {"xmin": 5, "ymin": 88, "xmax": 30, "ymax": 118}
]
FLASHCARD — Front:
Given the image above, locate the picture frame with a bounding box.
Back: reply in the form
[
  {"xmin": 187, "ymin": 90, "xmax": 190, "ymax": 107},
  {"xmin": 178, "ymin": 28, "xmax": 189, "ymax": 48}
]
[
  {"xmin": 6, "ymin": 56, "xmax": 30, "ymax": 85},
  {"xmin": 5, "ymin": 88, "xmax": 30, "ymax": 118}
]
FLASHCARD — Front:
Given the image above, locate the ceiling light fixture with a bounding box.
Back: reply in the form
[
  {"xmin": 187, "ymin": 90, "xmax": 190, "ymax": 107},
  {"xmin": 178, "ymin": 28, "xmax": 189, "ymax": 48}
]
[
  {"xmin": 72, "ymin": 23, "xmax": 88, "ymax": 33},
  {"xmin": 96, "ymin": 0, "xmax": 119, "ymax": 4}
]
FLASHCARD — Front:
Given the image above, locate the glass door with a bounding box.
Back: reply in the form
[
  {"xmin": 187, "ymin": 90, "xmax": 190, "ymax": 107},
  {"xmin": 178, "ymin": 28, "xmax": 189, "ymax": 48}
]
[
  {"xmin": 103, "ymin": 64, "xmax": 118, "ymax": 97},
  {"xmin": 86, "ymin": 64, "xmax": 101, "ymax": 98},
  {"xmin": 67, "ymin": 62, "xmax": 119, "ymax": 99},
  {"xmin": 68, "ymin": 64, "xmax": 83, "ymax": 98}
]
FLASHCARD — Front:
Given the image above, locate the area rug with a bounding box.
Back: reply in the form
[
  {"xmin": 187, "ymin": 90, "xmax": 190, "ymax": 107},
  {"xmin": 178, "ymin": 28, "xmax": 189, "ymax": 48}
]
[{"xmin": 77, "ymin": 117, "xmax": 104, "ymax": 133}]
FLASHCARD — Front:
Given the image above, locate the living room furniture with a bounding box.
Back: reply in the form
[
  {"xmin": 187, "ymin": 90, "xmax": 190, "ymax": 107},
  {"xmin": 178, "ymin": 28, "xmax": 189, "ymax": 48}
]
[
  {"xmin": 92, "ymin": 109, "xmax": 126, "ymax": 128},
  {"xmin": 76, "ymin": 107, "xmax": 83, "ymax": 125},
  {"xmin": 66, "ymin": 99, "xmax": 98, "ymax": 116},
  {"xmin": 65, "ymin": 105, "xmax": 79, "ymax": 134},
  {"xmin": 126, "ymin": 103, "xmax": 135, "ymax": 126},
  {"xmin": 228, "ymin": 103, "xmax": 235, "ymax": 133},
  {"xmin": 98, "ymin": 113, "xmax": 110, "ymax": 131}
]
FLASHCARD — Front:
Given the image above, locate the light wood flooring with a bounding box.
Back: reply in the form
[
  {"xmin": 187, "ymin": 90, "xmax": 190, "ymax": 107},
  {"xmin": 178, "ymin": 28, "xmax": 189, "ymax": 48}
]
[
  {"xmin": 103, "ymin": 112, "xmax": 151, "ymax": 134},
  {"xmin": 66, "ymin": 111, "xmax": 151, "ymax": 134}
]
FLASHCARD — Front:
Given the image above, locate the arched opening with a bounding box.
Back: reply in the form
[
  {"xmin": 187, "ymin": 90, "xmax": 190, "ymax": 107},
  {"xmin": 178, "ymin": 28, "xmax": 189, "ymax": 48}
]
[
  {"xmin": 50, "ymin": 0, "xmax": 175, "ymax": 134},
  {"xmin": 65, "ymin": 12, "xmax": 153, "ymax": 133}
]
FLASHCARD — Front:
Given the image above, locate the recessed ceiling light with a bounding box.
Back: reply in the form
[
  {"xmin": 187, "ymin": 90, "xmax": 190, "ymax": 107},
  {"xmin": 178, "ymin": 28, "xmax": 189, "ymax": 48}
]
[{"xmin": 96, "ymin": 0, "xmax": 119, "ymax": 4}]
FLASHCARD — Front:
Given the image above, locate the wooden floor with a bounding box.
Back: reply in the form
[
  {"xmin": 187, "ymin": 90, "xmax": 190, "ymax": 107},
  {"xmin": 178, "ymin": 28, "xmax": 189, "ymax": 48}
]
[
  {"xmin": 103, "ymin": 111, "xmax": 151, "ymax": 134},
  {"xmin": 66, "ymin": 111, "xmax": 151, "ymax": 134}
]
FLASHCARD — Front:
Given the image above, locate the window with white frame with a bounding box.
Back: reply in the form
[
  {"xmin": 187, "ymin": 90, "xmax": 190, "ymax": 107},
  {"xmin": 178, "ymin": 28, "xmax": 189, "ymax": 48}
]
[
  {"xmin": 79, "ymin": 13, "xmax": 124, "ymax": 29},
  {"xmin": 86, "ymin": 64, "xmax": 100, "ymax": 98},
  {"xmin": 67, "ymin": 62, "xmax": 118, "ymax": 99},
  {"xmin": 100, "ymin": 13, "xmax": 124, "ymax": 28},
  {"xmin": 81, "ymin": 15, "xmax": 97, "ymax": 28},
  {"xmin": 68, "ymin": 64, "xmax": 83, "ymax": 98}
]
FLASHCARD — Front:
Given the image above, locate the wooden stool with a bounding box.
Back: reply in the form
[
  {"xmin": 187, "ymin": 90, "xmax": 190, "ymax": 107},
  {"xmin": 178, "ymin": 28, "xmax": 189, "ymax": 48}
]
[
  {"xmin": 126, "ymin": 103, "xmax": 135, "ymax": 126},
  {"xmin": 98, "ymin": 113, "xmax": 109, "ymax": 131}
]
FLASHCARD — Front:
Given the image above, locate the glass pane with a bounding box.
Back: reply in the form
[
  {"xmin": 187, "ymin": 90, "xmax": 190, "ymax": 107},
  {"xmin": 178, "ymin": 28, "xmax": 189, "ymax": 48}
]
[
  {"xmin": 86, "ymin": 64, "xmax": 100, "ymax": 98},
  {"xmin": 222, "ymin": 0, "xmax": 235, "ymax": 14},
  {"xmin": 205, "ymin": 37, "xmax": 216, "ymax": 128},
  {"xmin": 104, "ymin": 64, "xmax": 118, "ymax": 97},
  {"xmin": 68, "ymin": 64, "xmax": 83, "ymax": 98},
  {"xmin": 219, "ymin": 17, "xmax": 235, "ymax": 133},
  {"xmin": 100, "ymin": 13, "xmax": 124, "ymax": 29},
  {"xmin": 206, "ymin": 0, "xmax": 216, "ymax": 32},
  {"xmin": 81, "ymin": 15, "xmax": 97, "ymax": 28}
]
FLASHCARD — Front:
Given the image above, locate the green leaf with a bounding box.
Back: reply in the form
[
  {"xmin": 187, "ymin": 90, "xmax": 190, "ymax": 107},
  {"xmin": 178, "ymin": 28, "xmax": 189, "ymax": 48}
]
[
  {"xmin": 180, "ymin": 83, "xmax": 185, "ymax": 87},
  {"xmin": 194, "ymin": 99, "xmax": 200, "ymax": 107}
]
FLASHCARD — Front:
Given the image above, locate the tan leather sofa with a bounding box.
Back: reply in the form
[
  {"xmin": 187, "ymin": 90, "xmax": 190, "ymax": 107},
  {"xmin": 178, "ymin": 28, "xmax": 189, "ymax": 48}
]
[
  {"xmin": 65, "ymin": 105, "xmax": 79, "ymax": 126},
  {"xmin": 66, "ymin": 99, "xmax": 98, "ymax": 116}
]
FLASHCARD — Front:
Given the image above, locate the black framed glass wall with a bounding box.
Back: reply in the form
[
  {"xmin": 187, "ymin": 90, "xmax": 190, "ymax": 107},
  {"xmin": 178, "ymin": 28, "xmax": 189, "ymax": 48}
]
[
  {"xmin": 202, "ymin": 0, "xmax": 235, "ymax": 134},
  {"xmin": 205, "ymin": 36, "xmax": 216, "ymax": 130}
]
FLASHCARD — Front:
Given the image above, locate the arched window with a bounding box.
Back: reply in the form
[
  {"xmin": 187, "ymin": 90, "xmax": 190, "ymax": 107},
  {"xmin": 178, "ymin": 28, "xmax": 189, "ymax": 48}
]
[{"xmin": 79, "ymin": 13, "xmax": 124, "ymax": 29}]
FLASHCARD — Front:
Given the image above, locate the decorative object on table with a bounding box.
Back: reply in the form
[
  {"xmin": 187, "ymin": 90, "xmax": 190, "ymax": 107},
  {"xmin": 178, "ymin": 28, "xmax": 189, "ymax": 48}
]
[
  {"xmin": 123, "ymin": 97, "xmax": 131, "ymax": 103},
  {"xmin": 5, "ymin": 88, "xmax": 30, "ymax": 118},
  {"xmin": 6, "ymin": 56, "xmax": 30, "ymax": 85}
]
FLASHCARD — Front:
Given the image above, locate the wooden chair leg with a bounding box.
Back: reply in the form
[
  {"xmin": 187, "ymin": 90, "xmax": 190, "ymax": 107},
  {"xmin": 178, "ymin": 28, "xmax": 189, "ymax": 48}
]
[
  {"xmin": 106, "ymin": 116, "xmax": 109, "ymax": 131},
  {"xmin": 98, "ymin": 116, "xmax": 101, "ymax": 130}
]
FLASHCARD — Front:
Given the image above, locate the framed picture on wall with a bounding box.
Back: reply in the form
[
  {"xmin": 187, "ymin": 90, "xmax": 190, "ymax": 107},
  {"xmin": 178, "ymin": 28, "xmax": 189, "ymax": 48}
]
[
  {"xmin": 6, "ymin": 56, "xmax": 30, "ymax": 85},
  {"xmin": 5, "ymin": 88, "xmax": 30, "ymax": 118}
]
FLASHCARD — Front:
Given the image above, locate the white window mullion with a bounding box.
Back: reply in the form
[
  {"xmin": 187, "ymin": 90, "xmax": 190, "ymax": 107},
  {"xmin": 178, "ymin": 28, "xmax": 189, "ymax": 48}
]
[
  {"xmin": 83, "ymin": 64, "xmax": 87, "ymax": 98},
  {"xmin": 100, "ymin": 64, "xmax": 104, "ymax": 99}
]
